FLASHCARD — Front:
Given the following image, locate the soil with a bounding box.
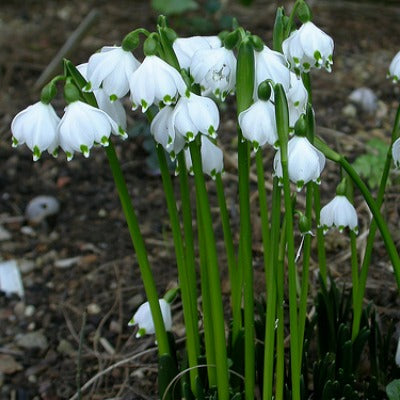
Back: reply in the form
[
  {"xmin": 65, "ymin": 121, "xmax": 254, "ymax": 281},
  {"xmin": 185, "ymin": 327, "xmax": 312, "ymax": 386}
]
[{"xmin": 1, "ymin": 0, "xmax": 400, "ymax": 399}]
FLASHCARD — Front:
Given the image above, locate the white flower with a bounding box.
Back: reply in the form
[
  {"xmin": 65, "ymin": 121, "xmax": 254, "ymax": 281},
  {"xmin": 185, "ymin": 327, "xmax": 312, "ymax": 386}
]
[
  {"xmin": 255, "ymin": 46, "xmax": 291, "ymax": 95},
  {"xmin": 287, "ymin": 72, "xmax": 308, "ymax": 129},
  {"xmin": 11, "ymin": 101, "xmax": 60, "ymax": 161},
  {"xmin": 86, "ymin": 46, "xmax": 140, "ymax": 99},
  {"xmin": 392, "ymin": 137, "xmax": 400, "ymax": 168},
  {"xmin": 77, "ymin": 63, "xmax": 127, "ymax": 131},
  {"xmin": 273, "ymin": 136, "xmax": 326, "ymax": 190},
  {"xmin": 190, "ymin": 47, "xmax": 236, "ymax": 100},
  {"xmin": 172, "ymin": 92, "xmax": 219, "ymax": 142},
  {"xmin": 282, "ymin": 21, "xmax": 334, "ymax": 75},
  {"xmin": 238, "ymin": 99, "xmax": 277, "ymax": 150},
  {"xmin": 128, "ymin": 299, "xmax": 172, "ymax": 338},
  {"xmin": 320, "ymin": 195, "xmax": 358, "ymax": 234},
  {"xmin": 58, "ymin": 100, "xmax": 125, "ymax": 161},
  {"xmin": 184, "ymin": 135, "xmax": 223, "ymax": 178},
  {"xmin": 150, "ymin": 106, "xmax": 185, "ymax": 158},
  {"xmin": 388, "ymin": 51, "xmax": 400, "ymax": 83},
  {"xmin": 129, "ymin": 55, "xmax": 187, "ymax": 112},
  {"xmin": 173, "ymin": 35, "xmax": 221, "ymax": 70}
]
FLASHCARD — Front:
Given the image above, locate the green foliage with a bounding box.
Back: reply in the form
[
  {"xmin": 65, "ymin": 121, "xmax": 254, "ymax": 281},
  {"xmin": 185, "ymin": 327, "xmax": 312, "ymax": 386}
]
[
  {"xmin": 151, "ymin": 0, "xmax": 199, "ymax": 16},
  {"xmin": 387, "ymin": 380, "xmax": 400, "ymax": 400},
  {"xmin": 352, "ymin": 138, "xmax": 390, "ymax": 189}
]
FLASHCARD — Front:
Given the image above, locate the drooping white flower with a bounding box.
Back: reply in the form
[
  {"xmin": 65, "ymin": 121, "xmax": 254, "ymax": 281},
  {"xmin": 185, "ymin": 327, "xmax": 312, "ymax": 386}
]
[
  {"xmin": 388, "ymin": 51, "xmax": 400, "ymax": 83},
  {"xmin": 184, "ymin": 135, "xmax": 223, "ymax": 178},
  {"xmin": 238, "ymin": 99, "xmax": 277, "ymax": 150},
  {"xmin": 287, "ymin": 72, "xmax": 308, "ymax": 129},
  {"xmin": 86, "ymin": 46, "xmax": 140, "ymax": 99},
  {"xmin": 58, "ymin": 100, "xmax": 125, "ymax": 161},
  {"xmin": 392, "ymin": 137, "xmax": 400, "ymax": 168},
  {"xmin": 173, "ymin": 35, "xmax": 221, "ymax": 70},
  {"xmin": 190, "ymin": 47, "xmax": 236, "ymax": 100},
  {"xmin": 255, "ymin": 46, "xmax": 291, "ymax": 95},
  {"xmin": 282, "ymin": 21, "xmax": 334, "ymax": 75},
  {"xmin": 320, "ymin": 195, "xmax": 358, "ymax": 234},
  {"xmin": 128, "ymin": 299, "xmax": 172, "ymax": 338},
  {"xmin": 77, "ymin": 63, "xmax": 127, "ymax": 131},
  {"xmin": 273, "ymin": 136, "xmax": 326, "ymax": 190},
  {"xmin": 11, "ymin": 101, "xmax": 60, "ymax": 161},
  {"xmin": 129, "ymin": 55, "xmax": 187, "ymax": 112},
  {"xmin": 172, "ymin": 92, "xmax": 219, "ymax": 142}
]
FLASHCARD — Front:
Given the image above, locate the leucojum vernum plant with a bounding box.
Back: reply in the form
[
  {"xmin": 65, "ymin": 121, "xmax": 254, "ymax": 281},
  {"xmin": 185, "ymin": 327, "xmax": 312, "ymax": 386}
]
[{"xmin": 10, "ymin": 1, "xmax": 400, "ymax": 399}]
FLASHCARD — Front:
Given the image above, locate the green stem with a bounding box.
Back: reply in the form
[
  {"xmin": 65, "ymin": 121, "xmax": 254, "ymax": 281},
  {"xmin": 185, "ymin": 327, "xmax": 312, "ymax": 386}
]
[
  {"xmin": 106, "ymin": 144, "xmax": 170, "ymax": 356},
  {"xmin": 156, "ymin": 147, "xmax": 200, "ymax": 394},
  {"xmin": 196, "ymin": 193, "xmax": 217, "ymax": 387},
  {"xmin": 339, "ymin": 158, "xmax": 400, "ymax": 289},
  {"xmin": 256, "ymin": 150, "xmax": 276, "ymax": 400},
  {"xmin": 215, "ymin": 174, "xmax": 240, "ymax": 342},
  {"xmin": 352, "ymin": 103, "xmax": 400, "ymax": 340},
  {"xmin": 298, "ymin": 183, "xmax": 313, "ymax": 370},
  {"xmin": 276, "ymin": 206, "xmax": 286, "ymax": 400},
  {"xmin": 236, "ymin": 37, "xmax": 255, "ymax": 400},
  {"xmin": 275, "ymin": 83, "xmax": 300, "ymax": 400},
  {"xmin": 313, "ymin": 184, "xmax": 327, "ymax": 286},
  {"xmin": 189, "ymin": 140, "xmax": 229, "ymax": 400}
]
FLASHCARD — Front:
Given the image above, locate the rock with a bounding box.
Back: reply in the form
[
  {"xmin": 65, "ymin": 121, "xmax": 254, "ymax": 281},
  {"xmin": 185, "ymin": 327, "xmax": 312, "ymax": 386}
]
[
  {"xmin": 18, "ymin": 259, "xmax": 35, "ymax": 274},
  {"xmin": 0, "ymin": 226, "xmax": 11, "ymax": 242},
  {"xmin": 16, "ymin": 331, "xmax": 48, "ymax": 351},
  {"xmin": 87, "ymin": 303, "xmax": 101, "ymax": 315},
  {"xmin": 54, "ymin": 256, "xmax": 80, "ymax": 269},
  {"xmin": 348, "ymin": 87, "xmax": 378, "ymax": 114},
  {"xmin": 25, "ymin": 196, "xmax": 60, "ymax": 224},
  {"xmin": 24, "ymin": 305, "xmax": 35, "ymax": 317},
  {"xmin": 342, "ymin": 103, "xmax": 357, "ymax": 118},
  {"xmin": 57, "ymin": 339, "xmax": 75, "ymax": 356},
  {"xmin": 0, "ymin": 355, "xmax": 23, "ymax": 374},
  {"xmin": 0, "ymin": 260, "xmax": 24, "ymax": 297}
]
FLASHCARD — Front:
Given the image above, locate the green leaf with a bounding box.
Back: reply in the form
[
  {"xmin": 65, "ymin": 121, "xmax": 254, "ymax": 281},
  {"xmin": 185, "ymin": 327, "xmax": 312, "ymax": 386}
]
[
  {"xmin": 152, "ymin": 0, "xmax": 198, "ymax": 15},
  {"xmin": 387, "ymin": 380, "xmax": 400, "ymax": 400}
]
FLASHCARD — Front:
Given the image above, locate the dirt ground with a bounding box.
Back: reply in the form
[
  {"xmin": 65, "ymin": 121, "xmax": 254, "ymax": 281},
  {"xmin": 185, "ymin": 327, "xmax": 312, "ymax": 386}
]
[{"xmin": 1, "ymin": 0, "xmax": 400, "ymax": 399}]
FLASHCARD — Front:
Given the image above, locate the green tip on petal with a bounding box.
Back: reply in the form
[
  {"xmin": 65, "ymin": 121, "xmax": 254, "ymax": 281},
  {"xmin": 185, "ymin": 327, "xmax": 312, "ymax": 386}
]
[
  {"xmin": 128, "ymin": 317, "xmax": 135, "ymax": 326},
  {"xmin": 11, "ymin": 137, "xmax": 19, "ymax": 148},
  {"xmin": 52, "ymin": 148, "xmax": 59, "ymax": 158},
  {"xmin": 136, "ymin": 327, "xmax": 146, "ymax": 338},
  {"xmin": 296, "ymin": 180, "xmax": 305, "ymax": 191},
  {"xmin": 66, "ymin": 151, "xmax": 73, "ymax": 161},
  {"xmin": 338, "ymin": 225, "xmax": 345, "ymax": 233},
  {"xmin": 33, "ymin": 146, "xmax": 41, "ymax": 161},
  {"xmin": 185, "ymin": 131, "xmax": 195, "ymax": 141},
  {"xmin": 118, "ymin": 127, "xmax": 128, "ymax": 139},
  {"xmin": 131, "ymin": 101, "xmax": 138, "ymax": 110},
  {"xmin": 101, "ymin": 136, "xmax": 110, "ymax": 146},
  {"xmin": 82, "ymin": 82, "xmax": 92, "ymax": 93},
  {"xmin": 163, "ymin": 94, "xmax": 173, "ymax": 104},
  {"xmin": 252, "ymin": 140, "xmax": 260, "ymax": 152},
  {"xmin": 303, "ymin": 62, "xmax": 311, "ymax": 71},
  {"xmin": 141, "ymin": 99, "xmax": 148, "ymax": 112},
  {"xmin": 80, "ymin": 145, "xmax": 90, "ymax": 158},
  {"xmin": 109, "ymin": 94, "xmax": 118, "ymax": 103},
  {"xmin": 185, "ymin": 88, "xmax": 191, "ymax": 98},
  {"xmin": 208, "ymin": 126, "xmax": 216, "ymax": 137}
]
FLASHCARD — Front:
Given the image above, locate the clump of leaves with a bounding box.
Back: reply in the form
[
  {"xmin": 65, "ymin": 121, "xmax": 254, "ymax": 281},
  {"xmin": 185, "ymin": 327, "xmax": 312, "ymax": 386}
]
[{"xmin": 352, "ymin": 138, "xmax": 390, "ymax": 189}]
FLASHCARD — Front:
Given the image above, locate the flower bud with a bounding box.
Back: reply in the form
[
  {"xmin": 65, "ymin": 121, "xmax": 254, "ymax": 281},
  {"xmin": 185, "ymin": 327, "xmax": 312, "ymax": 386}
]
[
  {"xmin": 297, "ymin": 0, "xmax": 313, "ymax": 23},
  {"xmin": 294, "ymin": 114, "xmax": 307, "ymax": 137},
  {"xmin": 40, "ymin": 82, "xmax": 57, "ymax": 105},
  {"xmin": 250, "ymin": 35, "xmax": 264, "ymax": 52},
  {"xmin": 223, "ymin": 30, "xmax": 240, "ymax": 50},
  {"xmin": 143, "ymin": 34, "xmax": 159, "ymax": 56},
  {"xmin": 257, "ymin": 81, "xmax": 272, "ymax": 101},
  {"xmin": 298, "ymin": 212, "xmax": 311, "ymax": 235},
  {"xmin": 273, "ymin": 7, "xmax": 285, "ymax": 52},
  {"xmin": 122, "ymin": 32, "xmax": 140, "ymax": 51},
  {"xmin": 63, "ymin": 81, "xmax": 81, "ymax": 104},
  {"xmin": 335, "ymin": 177, "xmax": 347, "ymax": 196}
]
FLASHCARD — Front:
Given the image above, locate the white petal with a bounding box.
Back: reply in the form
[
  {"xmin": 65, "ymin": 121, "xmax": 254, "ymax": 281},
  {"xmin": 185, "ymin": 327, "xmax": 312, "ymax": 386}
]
[
  {"xmin": 201, "ymin": 136, "xmax": 223, "ymax": 177},
  {"xmin": 150, "ymin": 106, "xmax": 176, "ymax": 150},
  {"xmin": 392, "ymin": 137, "xmax": 400, "ymax": 167}
]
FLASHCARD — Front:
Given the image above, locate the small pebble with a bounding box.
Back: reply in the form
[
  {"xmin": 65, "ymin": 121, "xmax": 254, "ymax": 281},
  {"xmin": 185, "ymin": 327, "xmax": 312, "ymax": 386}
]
[
  {"xmin": 87, "ymin": 303, "xmax": 101, "ymax": 315},
  {"xmin": 348, "ymin": 87, "xmax": 378, "ymax": 114},
  {"xmin": 0, "ymin": 226, "xmax": 11, "ymax": 242},
  {"xmin": 25, "ymin": 196, "xmax": 60, "ymax": 224},
  {"xmin": 24, "ymin": 305, "xmax": 35, "ymax": 317}
]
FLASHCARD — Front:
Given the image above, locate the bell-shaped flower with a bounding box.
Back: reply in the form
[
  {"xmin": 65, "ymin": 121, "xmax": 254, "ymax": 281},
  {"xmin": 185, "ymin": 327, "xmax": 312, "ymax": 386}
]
[
  {"xmin": 255, "ymin": 46, "xmax": 291, "ymax": 95},
  {"xmin": 173, "ymin": 35, "xmax": 221, "ymax": 70},
  {"xmin": 320, "ymin": 195, "xmax": 358, "ymax": 234},
  {"xmin": 282, "ymin": 21, "xmax": 334, "ymax": 75},
  {"xmin": 190, "ymin": 47, "xmax": 236, "ymax": 100},
  {"xmin": 392, "ymin": 137, "xmax": 400, "ymax": 168},
  {"xmin": 388, "ymin": 51, "xmax": 400, "ymax": 83},
  {"xmin": 150, "ymin": 105, "xmax": 186, "ymax": 159},
  {"xmin": 238, "ymin": 99, "xmax": 278, "ymax": 150},
  {"xmin": 77, "ymin": 63, "xmax": 127, "ymax": 131},
  {"xmin": 128, "ymin": 299, "xmax": 172, "ymax": 338},
  {"xmin": 184, "ymin": 135, "xmax": 223, "ymax": 179},
  {"xmin": 58, "ymin": 100, "xmax": 125, "ymax": 161},
  {"xmin": 287, "ymin": 72, "xmax": 308, "ymax": 130},
  {"xmin": 86, "ymin": 46, "xmax": 140, "ymax": 99},
  {"xmin": 172, "ymin": 92, "xmax": 219, "ymax": 142},
  {"xmin": 273, "ymin": 136, "xmax": 326, "ymax": 190},
  {"xmin": 11, "ymin": 101, "xmax": 60, "ymax": 161},
  {"xmin": 129, "ymin": 55, "xmax": 187, "ymax": 112}
]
